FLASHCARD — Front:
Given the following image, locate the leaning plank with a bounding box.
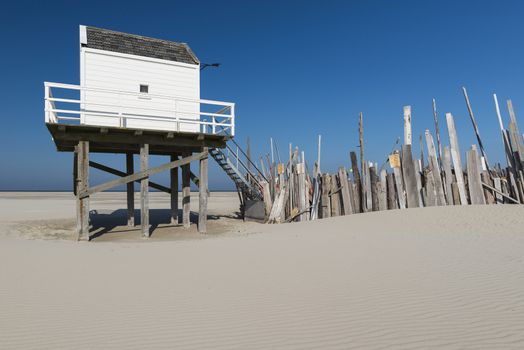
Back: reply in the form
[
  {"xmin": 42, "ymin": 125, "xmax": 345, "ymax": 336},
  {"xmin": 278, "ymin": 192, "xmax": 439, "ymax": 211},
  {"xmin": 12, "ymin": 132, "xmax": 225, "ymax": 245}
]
[
  {"xmin": 446, "ymin": 113, "xmax": 468, "ymax": 205},
  {"xmin": 481, "ymin": 181, "xmax": 519, "ymax": 204},
  {"xmin": 466, "ymin": 147, "xmax": 486, "ymax": 205},
  {"xmin": 89, "ymin": 161, "xmax": 171, "ymax": 193},
  {"xmin": 401, "ymin": 144, "xmax": 420, "ymax": 208},
  {"xmin": 80, "ymin": 151, "xmax": 207, "ymax": 198},
  {"xmin": 493, "ymin": 177, "xmax": 503, "ymax": 204}
]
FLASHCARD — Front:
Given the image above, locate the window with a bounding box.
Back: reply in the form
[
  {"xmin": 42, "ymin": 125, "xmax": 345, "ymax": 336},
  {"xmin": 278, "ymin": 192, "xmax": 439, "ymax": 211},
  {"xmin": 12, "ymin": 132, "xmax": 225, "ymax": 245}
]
[{"xmin": 140, "ymin": 84, "xmax": 149, "ymax": 93}]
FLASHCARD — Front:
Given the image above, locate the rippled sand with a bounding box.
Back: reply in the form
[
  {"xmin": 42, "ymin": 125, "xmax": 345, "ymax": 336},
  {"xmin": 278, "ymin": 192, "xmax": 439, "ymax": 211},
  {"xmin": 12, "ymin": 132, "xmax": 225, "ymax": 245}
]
[{"xmin": 1, "ymin": 192, "xmax": 524, "ymax": 349}]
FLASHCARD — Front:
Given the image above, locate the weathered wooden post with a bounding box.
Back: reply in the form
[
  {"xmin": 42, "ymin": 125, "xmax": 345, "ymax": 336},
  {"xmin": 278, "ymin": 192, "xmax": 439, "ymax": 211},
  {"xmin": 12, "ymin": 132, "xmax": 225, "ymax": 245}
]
[
  {"xmin": 403, "ymin": 105, "xmax": 412, "ymax": 146},
  {"xmin": 170, "ymin": 154, "xmax": 179, "ymax": 224},
  {"xmin": 442, "ymin": 146, "xmax": 454, "ymax": 205},
  {"xmin": 467, "ymin": 147, "xmax": 486, "ymax": 205},
  {"xmin": 182, "ymin": 152, "xmax": 191, "ymax": 228},
  {"xmin": 140, "ymin": 143, "xmax": 150, "ymax": 237},
  {"xmin": 401, "ymin": 144, "xmax": 419, "ymax": 208},
  {"xmin": 198, "ymin": 148, "xmax": 208, "ymax": 233},
  {"xmin": 76, "ymin": 141, "xmax": 90, "ymax": 241},
  {"xmin": 446, "ymin": 113, "xmax": 468, "ymax": 205},
  {"xmin": 126, "ymin": 152, "xmax": 134, "ymax": 227}
]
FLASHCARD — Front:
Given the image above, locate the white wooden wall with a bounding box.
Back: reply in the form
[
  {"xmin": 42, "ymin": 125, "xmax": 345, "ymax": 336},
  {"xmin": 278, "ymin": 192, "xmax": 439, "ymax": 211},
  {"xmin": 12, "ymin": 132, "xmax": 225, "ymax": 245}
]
[{"xmin": 80, "ymin": 48, "xmax": 200, "ymax": 132}]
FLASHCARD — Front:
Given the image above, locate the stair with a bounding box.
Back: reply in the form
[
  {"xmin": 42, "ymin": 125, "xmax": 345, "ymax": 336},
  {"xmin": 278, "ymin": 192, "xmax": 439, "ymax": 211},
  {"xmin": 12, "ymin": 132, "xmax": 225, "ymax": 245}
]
[{"xmin": 209, "ymin": 147, "xmax": 263, "ymax": 201}]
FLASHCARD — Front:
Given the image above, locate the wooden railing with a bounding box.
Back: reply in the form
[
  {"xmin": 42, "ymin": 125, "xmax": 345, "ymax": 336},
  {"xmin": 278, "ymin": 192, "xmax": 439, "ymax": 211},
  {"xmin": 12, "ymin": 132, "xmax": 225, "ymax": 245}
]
[{"xmin": 44, "ymin": 82, "xmax": 235, "ymax": 136}]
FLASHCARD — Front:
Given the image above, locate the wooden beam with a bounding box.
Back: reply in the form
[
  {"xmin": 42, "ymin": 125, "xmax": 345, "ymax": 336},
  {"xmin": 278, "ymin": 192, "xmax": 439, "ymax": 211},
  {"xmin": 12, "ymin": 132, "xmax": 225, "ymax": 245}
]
[
  {"xmin": 89, "ymin": 160, "xmax": 170, "ymax": 193},
  {"xmin": 171, "ymin": 154, "xmax": 179, "ymax": 225},
  {"xmin": 140, "ymin": 143, "xmax": 150, "ymax": 237},
  {"xmin": 126, "ymin": 153, "xmax": 134, "ymax": 227},
  {"xmin": 198, "ymin": 148, "xmax": 208, "ymax": 233},
  {"xmin": 182, "ymin": 152, "xmax": 191, "ymax": 228},
  {"xmin": 76, "ymin": 141, "xmax": 90, "ymax": 241},
  {"xmin": 79, "ymin": 152, "xmax": 207, "ymax": 198}
]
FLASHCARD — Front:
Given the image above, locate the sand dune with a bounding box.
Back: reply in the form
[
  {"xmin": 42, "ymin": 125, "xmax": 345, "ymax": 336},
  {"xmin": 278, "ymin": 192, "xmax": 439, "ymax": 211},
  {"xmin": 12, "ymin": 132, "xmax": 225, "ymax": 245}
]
[{"xmin": 1, "ymin": 193, "xmax": 524, "ymax": 349}]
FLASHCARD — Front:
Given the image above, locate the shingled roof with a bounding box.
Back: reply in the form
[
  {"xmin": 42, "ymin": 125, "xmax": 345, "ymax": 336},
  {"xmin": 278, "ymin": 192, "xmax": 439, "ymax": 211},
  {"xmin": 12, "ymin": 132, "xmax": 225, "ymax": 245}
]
[{"xmin": 81, "ymin": 26, "xmax": 199, "ymax": 65}]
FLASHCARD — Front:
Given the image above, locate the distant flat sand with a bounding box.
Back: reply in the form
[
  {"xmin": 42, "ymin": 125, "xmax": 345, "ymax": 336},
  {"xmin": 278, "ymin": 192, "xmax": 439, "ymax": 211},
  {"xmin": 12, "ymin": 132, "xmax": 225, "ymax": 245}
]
[{"xmin": 1, "ymin": 192, "xmax": 524, "ymax": 349}]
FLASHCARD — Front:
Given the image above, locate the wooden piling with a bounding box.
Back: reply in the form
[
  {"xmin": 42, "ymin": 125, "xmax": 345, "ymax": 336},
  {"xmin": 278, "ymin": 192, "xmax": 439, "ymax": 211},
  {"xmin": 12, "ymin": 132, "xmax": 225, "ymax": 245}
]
[
  {"xmin": 76, "ymin": 141, "xmax": 90, "ymax": 241},
  {"xmin": 198, "ymin": 148, "xmax": 208, "ymax": 233},
  {"xmin": 170, "ymin": 153, "xmax": 179, "ymax": 225},
  {"xmin": 442, "ymin": 146, "xmax": 454, "ymax": 205},
  {"xmin": 182, "ymin": 152, "xmax": 191, "ymax": 228},
  {"xmin": 140, "ymin": 143, "xmax": 150, "ymax": 237},
  {"xmin": 126, "ymin": 152, "xmax": 134, "ymax": 227}
]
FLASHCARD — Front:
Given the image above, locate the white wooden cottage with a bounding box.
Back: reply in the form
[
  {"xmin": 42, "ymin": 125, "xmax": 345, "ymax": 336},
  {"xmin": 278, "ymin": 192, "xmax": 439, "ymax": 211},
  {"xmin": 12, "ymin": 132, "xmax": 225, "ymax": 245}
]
[{"xmin": 45, "ymin": 25, "xmax": 234, "ymax": 135}]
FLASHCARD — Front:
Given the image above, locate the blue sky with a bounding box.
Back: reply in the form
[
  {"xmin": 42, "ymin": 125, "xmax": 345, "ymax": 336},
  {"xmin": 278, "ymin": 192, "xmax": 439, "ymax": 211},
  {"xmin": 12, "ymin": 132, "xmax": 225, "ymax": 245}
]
[{"xmin": 1, "ymin": 0, "xmax": 523, "ymax": 190}]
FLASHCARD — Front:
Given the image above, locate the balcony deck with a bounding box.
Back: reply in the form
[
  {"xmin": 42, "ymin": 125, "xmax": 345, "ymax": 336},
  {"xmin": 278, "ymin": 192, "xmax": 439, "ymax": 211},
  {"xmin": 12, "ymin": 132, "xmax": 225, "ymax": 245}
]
[{"xmin": 45, "ymin": 82, "xmax": 235, "ymax": 154}]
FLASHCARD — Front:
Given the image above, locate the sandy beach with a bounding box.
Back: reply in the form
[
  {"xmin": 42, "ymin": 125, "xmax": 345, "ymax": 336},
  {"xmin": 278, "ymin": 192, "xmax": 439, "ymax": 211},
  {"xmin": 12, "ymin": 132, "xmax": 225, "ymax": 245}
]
[{"xmin": 0, "ymin": 192, "xmax": 523, "ymax": 349}]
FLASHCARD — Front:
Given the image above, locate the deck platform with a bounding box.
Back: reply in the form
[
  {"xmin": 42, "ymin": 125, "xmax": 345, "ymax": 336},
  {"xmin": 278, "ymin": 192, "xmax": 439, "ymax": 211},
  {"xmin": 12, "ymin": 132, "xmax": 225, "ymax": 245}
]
[{"xmin": 47, "ymin": 123, "xmax": 230, "ymax": 155}]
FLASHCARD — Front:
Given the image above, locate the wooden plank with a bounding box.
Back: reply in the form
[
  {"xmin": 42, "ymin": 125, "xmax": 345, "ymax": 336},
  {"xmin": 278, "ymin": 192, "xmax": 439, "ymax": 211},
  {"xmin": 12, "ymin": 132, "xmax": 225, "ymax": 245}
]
[
  {"xmin": 369, "ymin": 166, "xmax": 379, "ymax": 211},
  {"xmin": 507, "ymin": 100, "xmax": 524, "ymax": 164},
  {"xmin": 79, "ymin": 151, "xmax": 206, "ymax": 198},
  {"xmin": 198, "ymin": 148, "xmax": 208, "ymax": 233},
  {"xmin": 432, "ymin": 98, "xmax": 443, "ymax": 164},
  {"xmin": 170, "ymin": 154, "xmax": 179, "ymax": 224},
  {"xmin": 386, "ymin": 172, "xmax": 397, "ymax": 210},
  {"xmin": 378, "ymin": 169, "xmax": 387, "ymax": 211},
  {"xmin": 481, "ymin": 171, "xmax": 495, "ymax": 204},
  {"xmin": 446, "ymin": 113, "xmax": 468, "ymax": 205},
  {"xmin": 330, "ymin": 174, "xmax": 341, "ymax": 216},
  {"xmin": 466, "ymin": 147, "xmax": 485, "ymax": 205},
  {"xmin": 482, "ymin": 180, "xmax": 519, "ymax": 204},
  {"xmin": 261, "ymin": 180, "xmax": 273, "ymax": 220},
  {"xmin": 321, "ymin": 174, "xmax": 331, "ymax": 218},
  {"xmin": 493, "ymin": 177, "xmax": 503, "ymax": 204},
  {"xmin": 89, "ymin": 161, "xmax": 170, "ymax": 193},
  {"xmin": 363, "ymin": 164, "xmax": 372, "ymax": 211},
  {"xmin": 414, "ymin": 160, "xmax": 425, "ymax": 207},
  {"xmin": 451, "ymin": 182, "xmax": 461, "ymax": 205},
  {"xmin": 338, "ymin": 168, "xmax": 352, "ymax": 215},
  {"xmin": 425, "ymin": 168, "xmax": 437, "ymax": 207},
  {"xmin": 76, "ymin": 141, "xmax": 90, "ymax": 241},
  {"xmin": 425, "ymin": 131, "xmax": 446, "ymax": 206},
  {"xmin": 359, "ymin": 113, "xmax": 367, "ymax": 213},
  {"xmin": 462, "ymin": 87, "xmax": 491, "ymax": 170},
  {"xmin": 404, "ymin": 105, "xmax": 412, "ymax": 145},
  {"xmin": 126, "ymin": 153, "xmax": 135, "ymax": 227},
  {"xmin": 391, "ymin": 153, "xmax": 406, "ymax": 209},
  {"xmin": 401, "ymin": 144, "xmax": 420, "ymax": 208},
  {"xmin": 297, "ymin": 163, "xmax": 308, "ymax": 221},
  {"xmin": 182, "ymin": 152, "xmax": 191, "ymax": 228},
  {"xmin": 140, "ymin": 143, "xmax": 150, "ymax": 237},
  {"xmin": 350, "ymin": 151, "xmax": 362, "ymax": 213},
  {"xmin": 442, "ymin": 146, "xmax": 454, "ymax": 205}
]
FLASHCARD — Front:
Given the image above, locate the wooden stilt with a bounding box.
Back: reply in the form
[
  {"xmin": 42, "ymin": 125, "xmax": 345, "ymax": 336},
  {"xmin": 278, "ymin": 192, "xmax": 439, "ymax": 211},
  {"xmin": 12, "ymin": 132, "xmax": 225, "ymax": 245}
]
[
  {"xmin": 126, "ymin": 152, "xmax": 134, "ymax": 227},
  {"xmin": 140, "ymin": 143, "xmax": 150, "ymax": 237},
  {"xmin": 76, "ymin": 141, "xmax": 90, "ymax": 241},
  {"xmin": 182, "ymin": 152, "xmax": 191, "ymax": 228},
  {"xmin": 198, "ymin": 148, "xmax": 208, "ymax": 233},
  {"xmin": 170, "ymin": 153, "xmax": 179, "ymax": 224}
]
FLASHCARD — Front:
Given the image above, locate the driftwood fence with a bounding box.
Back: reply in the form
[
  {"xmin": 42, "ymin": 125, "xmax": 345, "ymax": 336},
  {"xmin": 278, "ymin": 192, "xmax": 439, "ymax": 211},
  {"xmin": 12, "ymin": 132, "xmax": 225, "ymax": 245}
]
[{"xmin": 252, "ymin": 88, "xmax": 524, "ymax": 223}]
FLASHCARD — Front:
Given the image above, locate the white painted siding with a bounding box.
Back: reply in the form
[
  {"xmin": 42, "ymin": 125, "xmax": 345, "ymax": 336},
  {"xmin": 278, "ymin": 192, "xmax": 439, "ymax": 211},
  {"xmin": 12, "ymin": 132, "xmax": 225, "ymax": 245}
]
[{"xmin": 81, "ymin": 48, "xmax": 200, "ymax": 132}]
